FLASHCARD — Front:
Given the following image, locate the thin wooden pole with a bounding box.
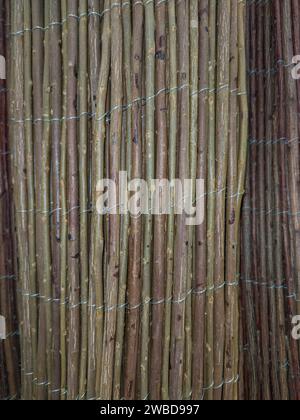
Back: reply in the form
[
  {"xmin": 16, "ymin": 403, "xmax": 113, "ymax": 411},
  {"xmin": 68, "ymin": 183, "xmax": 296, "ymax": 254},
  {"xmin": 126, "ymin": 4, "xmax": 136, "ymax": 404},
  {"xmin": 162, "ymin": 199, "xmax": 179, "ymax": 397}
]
[
  {"xmin": 192, "ymin": 0, "xmax": 209, "ymax": 401},
  {"xmin": 113, "ymin": 0, "xmax": 132, "ymax": 401},
  {"xmin": 162, "ymin": 0, "xmax": 177, "ymax": 401},
  {"xmin": 204, "ymin": 0, "xmax": 217, "ymax": 401},
  {"xmin": 49, "ymin": 0, "xmax": 62, "ymax": 400},
  {"xmin": 0, "ymin": 0, "xmax": 19, "ymax": 398},
  {"xmin": 256, "ymin": 0, "xmax": 271, "ymax": 400},
  {"xmin": 140, "ymin": 0, "xmax": 155, "ymax": 400},
  {"xmin": 224, "ymin": 0, "xmax": 238, "ymax": 401},
  {"xmin": 11, "ymin": 0, "xmax": 33, "ymax": 400},
  {"xmin": 100, "ymin": 0, "xmax": 122, "ymax": 400},
  {"xmin": 264, "ymin": 0, "xmax": 280, "ymax": 400},
  {"xmin": 213, "ymin": 0, "xmax": 231, "ymax": 400},
  {"xmin": 86, "ymin": 0, "xmax": 101, "ymax": 400},
  {"xmin": 31, "ymin": 0, "xmax": 46, "ymax": 400},
  {"xmin": 150, "ymin": 0, "xmax": 168, "ymax": 401},
  {"xmin": 90, "ymin": 0, "xmax": 111, "ymax": 399},
  {"xmin": 23, "ymin": 0, "xmax": 37, "ymax": 381},
  {"xmin": 184, "ymin": 0, "xmax": 198, "ymax": 400},
  {"xmin": 170, "ymin": 0, "xmax": 189, "ymax": 400},
  {"xmin": 124, "ymin": 0, "xmax": 144, "ymax": 400},
  {"xmin": 78, "ymin": 0, "xmax": 88, "ymax": 400},
  {"xmin": 59, "ymin": 0, "xmax": 68, "ymax": 401},
  {"xmin": 66, "ymin": 0, "xmax": 80, "ymax": 400}
]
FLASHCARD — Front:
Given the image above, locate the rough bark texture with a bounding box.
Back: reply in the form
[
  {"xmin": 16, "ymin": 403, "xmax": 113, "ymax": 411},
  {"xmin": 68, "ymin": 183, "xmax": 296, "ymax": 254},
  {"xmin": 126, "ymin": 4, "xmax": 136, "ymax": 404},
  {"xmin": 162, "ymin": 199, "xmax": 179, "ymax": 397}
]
[{"xmin": 3, "ymin": 0, "xmax": 300, "ymax": 401}]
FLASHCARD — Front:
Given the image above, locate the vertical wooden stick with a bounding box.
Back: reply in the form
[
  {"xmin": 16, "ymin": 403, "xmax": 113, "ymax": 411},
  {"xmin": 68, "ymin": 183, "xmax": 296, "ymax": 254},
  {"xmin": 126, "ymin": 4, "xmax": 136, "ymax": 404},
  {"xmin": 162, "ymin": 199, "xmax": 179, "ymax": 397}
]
[
  {"xmin": 213, "ymin": 0, "xmax": 231, "ymax": 400},
  {"xmin": 113, "ymin": 0, "xmax": 132, "ymax": 401},
  {"xmin": 11, "ymin": 0, "xmax": 33, "ymax": 400},
  {"xmin": 59, "ymin": 0, "xmax": 68, "ymax": 400},
  {"xmin": 100, "ymin": 0, "xmax": 122, "ymax": 400},
  {"xmin": 205, "ymin": 0, "xmax": 216, "ymax": 400},
  {"xmin": 162, "ymin": 0, "xmax": 177, "ymax": 400},
  {"xmin": 90, "ymin": 0, "xmax": 111, "ymax": 399},
  {"xmin": 78, "ymin": 0, "xmax": 88, "ymax": 400},
  {"xmin": 170, "ymin": 0, "xmax": 189, "ymax": 400},
  {"xmin": 124, "ymin": 0, "xmax": 143, "ymax": 400},
  {"xmin": 150, "ymin": 0, "xmax": 168, "ymax": 401},
  {"xmin": 193, "ymin": 0, "xmax": 209, "ymax": 401},
  {"xmin": 224, "ymin": 0, "xmax": 238, "ymax": 401},
  {"xmin": 49, "ymin": 0, "xmax": 62, "ymax": 400},
  {"xmin": 184, "ymin": 0, "xmax": 198, "ymax": 400},
  {"xmin": 140, "ymin": 0, "xmax": 155, "ymax": 400},
  {"xmin": 66, "ymin": 0, "xmax": 80, "ymax": 400}
]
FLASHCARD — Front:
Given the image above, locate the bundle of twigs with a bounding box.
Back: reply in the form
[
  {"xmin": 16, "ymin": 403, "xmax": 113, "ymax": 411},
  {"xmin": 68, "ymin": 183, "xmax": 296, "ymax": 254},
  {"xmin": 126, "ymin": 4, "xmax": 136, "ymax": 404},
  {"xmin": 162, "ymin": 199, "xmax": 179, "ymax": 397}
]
[
  {"xmin": 241, "ymin": 0, "xmax": 300, "ymax": 400},
  {"xmin": 4, "ymin": 0, "xmax": 250, "ymax": 400}
]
